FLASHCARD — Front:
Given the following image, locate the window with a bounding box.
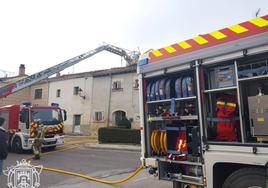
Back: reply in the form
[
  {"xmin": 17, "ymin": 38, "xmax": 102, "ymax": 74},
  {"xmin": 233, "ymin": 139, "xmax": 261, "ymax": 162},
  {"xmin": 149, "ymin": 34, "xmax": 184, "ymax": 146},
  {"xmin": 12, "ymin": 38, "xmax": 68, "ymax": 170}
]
[
  {"xmin": 94, "ymin": 112, "xmax": 103, "ymax": 121},
  {"xmin": 133, "ymin": 79, "xmax": 139, "ymax": 90},
  {"xmin": 34, "ymin": 89, "xmax": 42, "ymax": 99},
  {"xmin": 112, "ymin": 80, "xmax": 123, "ymax": 91},
  {"xmin": 73, "ymin": 86, "xmax": 79, "ymax": 95},
  {"xmin": 32, "ymin": 108, "xmax": 62, "ymax": 124},
  {"xmin": 73, "ymin": 115, "xmax": 81, "ymax": 126},
  {"xmin": 56, "ymin": 89, "xmax": 61, "ymax": 97},
  {"xmin": 20, "ymin": 109, "xmax": 30, "ymax": 129}
]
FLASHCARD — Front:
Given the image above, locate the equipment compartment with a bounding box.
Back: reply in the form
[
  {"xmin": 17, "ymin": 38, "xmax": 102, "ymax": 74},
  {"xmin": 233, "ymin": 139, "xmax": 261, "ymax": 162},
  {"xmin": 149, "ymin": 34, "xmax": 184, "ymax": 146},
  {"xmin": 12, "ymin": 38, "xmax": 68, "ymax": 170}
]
[
  {"xmin": 238, "ymin": 75, "xmax": 268, "ymax": 142},
  {"xmin": 202, "ymin": 62, "xmax": 242, "ymax": 143},
  {"xmin": 158, "ymin": 160, "xmax": 204, "ymax": 186},
  {"xmin": 144, "ymin": 69, "xmax": 202, "ymax": 164}
]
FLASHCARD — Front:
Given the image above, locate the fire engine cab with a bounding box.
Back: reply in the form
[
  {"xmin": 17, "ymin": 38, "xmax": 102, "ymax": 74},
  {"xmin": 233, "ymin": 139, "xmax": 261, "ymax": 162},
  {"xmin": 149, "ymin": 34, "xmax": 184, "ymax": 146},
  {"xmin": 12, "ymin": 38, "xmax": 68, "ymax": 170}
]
[{"xmin": 0, "ymin": 102, "xmax": 66, "ymax": 153}]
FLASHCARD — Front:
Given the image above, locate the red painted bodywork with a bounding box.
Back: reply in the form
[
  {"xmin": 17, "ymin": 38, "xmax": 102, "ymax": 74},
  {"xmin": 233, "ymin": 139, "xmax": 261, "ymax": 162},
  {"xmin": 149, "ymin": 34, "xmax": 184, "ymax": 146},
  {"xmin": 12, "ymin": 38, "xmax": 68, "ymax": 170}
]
[
  {"xmin": 0, "ymin": 105, "xmax": 61, "ymax": 130},
  {"xmin": 0, "ymin": 105, "xmax": 20, "ymax": 130},
  {"xmin": 148, "ymin": 15, "xmax": 268, "ymax": 63}
]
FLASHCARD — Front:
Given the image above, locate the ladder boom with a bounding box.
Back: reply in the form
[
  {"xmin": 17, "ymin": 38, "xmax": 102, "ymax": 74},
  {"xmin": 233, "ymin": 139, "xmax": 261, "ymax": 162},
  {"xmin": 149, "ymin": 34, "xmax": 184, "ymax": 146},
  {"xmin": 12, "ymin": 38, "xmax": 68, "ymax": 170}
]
[{"xmin": 0, "ymin": 44, "xmax": 139, "ymax": 98}]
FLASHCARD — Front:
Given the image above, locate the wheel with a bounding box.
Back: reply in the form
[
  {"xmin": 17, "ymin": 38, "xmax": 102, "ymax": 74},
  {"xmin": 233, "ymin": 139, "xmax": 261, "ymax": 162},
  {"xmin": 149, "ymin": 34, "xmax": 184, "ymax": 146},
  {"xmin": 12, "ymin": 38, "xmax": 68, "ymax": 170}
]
[
  {"xmin": 12, "ymin": 137, "xmax": 23, "ymax": 154},
  {"xmin": 223, "ymin": 167, "xmax": 266, "ymax": 188}
]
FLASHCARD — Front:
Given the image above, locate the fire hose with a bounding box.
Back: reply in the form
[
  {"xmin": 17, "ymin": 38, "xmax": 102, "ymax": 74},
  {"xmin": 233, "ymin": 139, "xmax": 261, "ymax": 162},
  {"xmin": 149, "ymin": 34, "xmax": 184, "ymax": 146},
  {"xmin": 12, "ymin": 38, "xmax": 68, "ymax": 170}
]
[{"xmin": 26, "ymin": 143, "xmax": 144, "ymax": 185}]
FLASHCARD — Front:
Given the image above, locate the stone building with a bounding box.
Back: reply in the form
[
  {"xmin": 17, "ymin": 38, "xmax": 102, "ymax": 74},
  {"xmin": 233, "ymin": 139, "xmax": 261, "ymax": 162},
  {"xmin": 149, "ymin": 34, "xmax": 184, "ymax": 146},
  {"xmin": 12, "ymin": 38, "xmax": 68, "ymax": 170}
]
[
  {"xmin": 89, "ymin": 64, "xmax": 140, "ymax": 137},
  {"xmin": 48, "ymin": 72, "xmax": 93, "ymax": 134}
]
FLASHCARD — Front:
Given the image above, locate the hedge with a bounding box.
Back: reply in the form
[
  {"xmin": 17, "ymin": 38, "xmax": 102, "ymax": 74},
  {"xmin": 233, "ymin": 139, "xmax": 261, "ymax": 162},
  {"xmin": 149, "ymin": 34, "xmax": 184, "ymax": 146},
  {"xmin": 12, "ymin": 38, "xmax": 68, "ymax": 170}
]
[{"xmin": 98, "ymin": 127, "xmax": 141, "ymax": 144}]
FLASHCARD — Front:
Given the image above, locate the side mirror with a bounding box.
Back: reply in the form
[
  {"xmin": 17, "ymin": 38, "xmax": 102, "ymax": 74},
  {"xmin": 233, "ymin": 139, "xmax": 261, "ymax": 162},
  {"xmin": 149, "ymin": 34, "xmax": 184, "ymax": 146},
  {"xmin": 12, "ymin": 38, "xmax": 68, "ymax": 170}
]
[{"xmin": 63, "ymin": 110, "xmax": 67, "ymax": 121}]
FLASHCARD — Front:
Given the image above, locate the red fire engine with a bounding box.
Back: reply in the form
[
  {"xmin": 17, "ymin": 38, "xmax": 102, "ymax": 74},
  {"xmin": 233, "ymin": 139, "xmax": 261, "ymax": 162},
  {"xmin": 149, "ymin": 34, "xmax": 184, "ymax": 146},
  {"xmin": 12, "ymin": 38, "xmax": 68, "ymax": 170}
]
[{"xmin": 0, "ymin": 102, "xmax": 66, "ymax": 153}]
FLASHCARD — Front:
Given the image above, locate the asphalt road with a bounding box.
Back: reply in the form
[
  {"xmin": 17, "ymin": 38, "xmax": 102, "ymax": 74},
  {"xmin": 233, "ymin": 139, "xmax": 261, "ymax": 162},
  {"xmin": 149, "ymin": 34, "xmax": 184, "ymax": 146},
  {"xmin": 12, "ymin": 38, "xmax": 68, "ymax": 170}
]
[{"xmin": 0, "ymin": 146, "xmax": 171, "ymax": 188}]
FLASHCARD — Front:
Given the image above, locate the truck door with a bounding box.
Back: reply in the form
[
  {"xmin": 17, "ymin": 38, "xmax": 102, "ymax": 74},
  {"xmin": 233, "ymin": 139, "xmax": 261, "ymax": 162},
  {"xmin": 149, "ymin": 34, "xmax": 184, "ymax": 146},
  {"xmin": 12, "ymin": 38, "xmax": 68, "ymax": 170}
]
[
  {"xmin": 0, "ymin": 111, "xmax": 8, "ymax": 130},
  {"xmin": 19, "ymin": 108, "xmax": 30, "ymax": 133}
]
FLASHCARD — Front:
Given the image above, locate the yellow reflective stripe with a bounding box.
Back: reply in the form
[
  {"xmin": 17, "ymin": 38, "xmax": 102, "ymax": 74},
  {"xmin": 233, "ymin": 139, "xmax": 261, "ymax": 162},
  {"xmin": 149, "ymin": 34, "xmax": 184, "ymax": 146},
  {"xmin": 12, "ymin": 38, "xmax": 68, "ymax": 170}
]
[
  {"xmin": 249, "ymin": 17, "xmax": 268, "ymax": 27},
  {"xmin": 151, "ymin": 50, "xmax": 163, "ymax": 57},
  {"xmin": 193, "ymin": 36, "xmax": 208, "ymax": 45},
  {"xmin": 217, "ymin": 101, "xmax": 225, "ymax": 105},
  {"xmin": 178, "ymin": 41, "xmax": 192, "ymax": 49},
  {"xmin": 209, "ymin": 31, "xmax": 227, "ymax": 40},
  {"xmin": 164, "ymin": 46, "xmax": 176, "ymax": 53},
  {"xmin": 178, "ymin": 139, "xmax": 183, "ymax": 150},
  {"xmin": 228, "ymin": 24, "xmax": 248, "ymax": 33},
  {"xmin": 227, "ymin": 102, "xmax": 236, "ymax": 107}
]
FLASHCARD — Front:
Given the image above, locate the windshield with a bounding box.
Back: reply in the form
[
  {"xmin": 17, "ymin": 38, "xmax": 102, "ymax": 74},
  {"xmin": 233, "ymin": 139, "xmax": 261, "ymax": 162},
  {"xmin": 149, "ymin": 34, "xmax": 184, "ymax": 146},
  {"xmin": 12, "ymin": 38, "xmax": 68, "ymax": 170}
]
[{"xmin": 31, "ymin": 108, "xmax": 62, "ymax": 125}]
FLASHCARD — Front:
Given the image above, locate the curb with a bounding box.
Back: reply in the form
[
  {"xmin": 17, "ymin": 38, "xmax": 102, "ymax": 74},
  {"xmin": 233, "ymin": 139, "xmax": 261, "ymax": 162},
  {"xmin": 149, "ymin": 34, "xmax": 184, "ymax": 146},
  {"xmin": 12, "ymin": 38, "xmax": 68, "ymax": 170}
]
[{"xmin": 83, "ymin": 143, "xmax": 141, "ymax": 152}]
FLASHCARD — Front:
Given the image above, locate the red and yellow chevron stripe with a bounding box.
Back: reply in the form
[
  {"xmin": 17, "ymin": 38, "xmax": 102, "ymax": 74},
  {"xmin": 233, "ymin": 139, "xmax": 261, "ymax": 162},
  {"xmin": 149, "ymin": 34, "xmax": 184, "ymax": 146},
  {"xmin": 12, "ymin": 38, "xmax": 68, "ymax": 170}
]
[{"xmin": 149, "ymin": 15, "xmax": 268, "ymax": 63}]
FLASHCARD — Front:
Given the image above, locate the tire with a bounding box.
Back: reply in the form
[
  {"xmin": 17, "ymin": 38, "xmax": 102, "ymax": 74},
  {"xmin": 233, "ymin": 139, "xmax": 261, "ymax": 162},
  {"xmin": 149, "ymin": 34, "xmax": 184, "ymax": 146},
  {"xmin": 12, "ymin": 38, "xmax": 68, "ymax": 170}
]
[
  {"xmin": 12, "ymin": 137, "xmax": 23, "ymax": 154},
  {"xmin": 223, "ymin": 167, "xmax": 266, "ymax": 188}
]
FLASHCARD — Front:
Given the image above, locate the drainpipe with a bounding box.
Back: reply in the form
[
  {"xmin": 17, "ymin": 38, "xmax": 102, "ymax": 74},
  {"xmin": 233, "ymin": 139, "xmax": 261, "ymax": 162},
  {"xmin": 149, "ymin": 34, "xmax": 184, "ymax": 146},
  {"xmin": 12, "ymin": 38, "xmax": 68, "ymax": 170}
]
[
  {"xmin": 90, "ymin": 76, "xmax": 94, "ymax": 125},
  {"xmin": 106, "ymin": 72, "xmax": 112, "ymax": 127}
]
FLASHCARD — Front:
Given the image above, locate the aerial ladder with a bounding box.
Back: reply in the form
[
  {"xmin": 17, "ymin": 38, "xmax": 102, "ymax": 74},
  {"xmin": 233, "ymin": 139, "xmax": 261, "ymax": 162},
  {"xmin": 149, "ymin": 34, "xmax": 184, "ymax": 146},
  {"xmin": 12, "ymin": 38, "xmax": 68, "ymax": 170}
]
[{"xmin": 0, "ymin": 43, "xmax": 140, "ymax": 98}]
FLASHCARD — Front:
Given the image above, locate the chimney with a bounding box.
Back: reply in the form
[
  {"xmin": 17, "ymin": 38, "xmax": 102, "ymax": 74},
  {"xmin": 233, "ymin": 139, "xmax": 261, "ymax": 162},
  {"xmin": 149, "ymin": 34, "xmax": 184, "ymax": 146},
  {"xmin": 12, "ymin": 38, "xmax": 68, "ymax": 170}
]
[
  {"xmin": 19, "ymin": 64, "xmax": 25, "ymax": 76},
  {"xmin": 56, "ymin": 72, "xmax": 61, "ymax": 77}
]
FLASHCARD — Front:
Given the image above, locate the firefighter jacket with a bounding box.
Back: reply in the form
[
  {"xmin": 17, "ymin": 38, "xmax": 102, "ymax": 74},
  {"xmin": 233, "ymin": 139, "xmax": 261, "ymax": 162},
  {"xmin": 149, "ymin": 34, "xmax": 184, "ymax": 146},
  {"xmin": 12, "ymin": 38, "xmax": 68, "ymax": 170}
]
[{"xmin": 0, "ymin": 126, "xmax": 8, "ymax": 160}]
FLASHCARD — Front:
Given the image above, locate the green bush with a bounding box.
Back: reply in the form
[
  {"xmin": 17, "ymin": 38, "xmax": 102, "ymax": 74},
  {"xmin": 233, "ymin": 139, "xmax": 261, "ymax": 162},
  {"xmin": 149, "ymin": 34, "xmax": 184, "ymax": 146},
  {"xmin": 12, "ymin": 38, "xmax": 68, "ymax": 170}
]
[
  {"xmin": 117, "ymin": 117, "xmax": 131, "ymax": 129},
  {"xmin": 98, "ymin": 127, "xmax": 141, "ymax": 144}
]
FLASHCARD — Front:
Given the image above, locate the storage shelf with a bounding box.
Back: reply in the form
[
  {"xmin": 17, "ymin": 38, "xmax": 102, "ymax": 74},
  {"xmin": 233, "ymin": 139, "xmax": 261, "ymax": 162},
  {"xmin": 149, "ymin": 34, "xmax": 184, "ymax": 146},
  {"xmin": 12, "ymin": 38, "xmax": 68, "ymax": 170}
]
[
  {"xmin": 147, "ymin": 99, "xmax": 171, "ymax": 104},
  {"xmin": 175, "ymin": 96, "xmax": 197, "ymax": 101},
  {"xmin": 203, "ymin": 86, "xmax": 237, "ymax": 93},
  {"xmin": 238, "ymin": 74, "xmax": 268, "ymax": 82},
  {"xmin": 148, "ymin": 115, "xmax": 198, "ymax": 122},
  {"xmin": 146, "ymin": 96, "xmax": 196, "ymax": 104}
]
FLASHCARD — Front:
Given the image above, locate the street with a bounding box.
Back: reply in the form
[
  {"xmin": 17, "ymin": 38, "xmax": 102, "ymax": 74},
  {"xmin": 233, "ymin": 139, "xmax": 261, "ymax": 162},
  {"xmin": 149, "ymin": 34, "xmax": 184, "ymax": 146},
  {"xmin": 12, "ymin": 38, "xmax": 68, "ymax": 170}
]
[{"xmin": 0, "ymin": 144, "xmax": 171, "ymax": 188}]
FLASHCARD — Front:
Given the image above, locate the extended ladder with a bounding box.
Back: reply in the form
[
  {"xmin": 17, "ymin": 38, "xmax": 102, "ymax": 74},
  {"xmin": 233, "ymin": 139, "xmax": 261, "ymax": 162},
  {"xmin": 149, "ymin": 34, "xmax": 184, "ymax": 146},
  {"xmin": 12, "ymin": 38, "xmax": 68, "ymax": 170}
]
[{"xmin": 0, "ymin": 44, "xmax": 140, "ymax": 98}]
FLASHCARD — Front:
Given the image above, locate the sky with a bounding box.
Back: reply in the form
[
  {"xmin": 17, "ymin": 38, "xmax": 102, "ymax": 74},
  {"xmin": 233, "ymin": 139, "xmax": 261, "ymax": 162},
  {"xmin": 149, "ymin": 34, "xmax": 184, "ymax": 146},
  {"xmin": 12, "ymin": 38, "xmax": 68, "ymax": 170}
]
[{"xmin": 0, "ymin": 0, "xmax": 268, "ymax": 77}]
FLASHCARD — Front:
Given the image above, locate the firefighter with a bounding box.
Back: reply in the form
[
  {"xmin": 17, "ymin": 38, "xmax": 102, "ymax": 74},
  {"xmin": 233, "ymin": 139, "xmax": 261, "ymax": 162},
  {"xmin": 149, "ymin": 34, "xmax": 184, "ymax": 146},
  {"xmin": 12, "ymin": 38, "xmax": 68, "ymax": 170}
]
[{"xmin": 32, "ymin": 124, "xmax": 45, "ymax": 160}]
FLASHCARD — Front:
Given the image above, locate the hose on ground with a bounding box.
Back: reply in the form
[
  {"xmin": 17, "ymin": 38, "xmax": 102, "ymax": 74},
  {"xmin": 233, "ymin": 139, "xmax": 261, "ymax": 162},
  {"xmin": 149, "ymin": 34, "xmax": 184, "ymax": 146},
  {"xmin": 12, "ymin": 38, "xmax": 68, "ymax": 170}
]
[
  {"xmin": 33, "ymin": 163, "xmax": 143, "ymax": 185},
  {"xmin": 28, "ymin": 144, "xmax": 144, "ymax": 185}
]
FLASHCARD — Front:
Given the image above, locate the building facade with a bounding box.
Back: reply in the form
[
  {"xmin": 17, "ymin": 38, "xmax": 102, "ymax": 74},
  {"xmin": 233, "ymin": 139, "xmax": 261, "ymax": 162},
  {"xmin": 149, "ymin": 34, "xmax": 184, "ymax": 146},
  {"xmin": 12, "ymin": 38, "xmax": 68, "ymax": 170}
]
[
  {"xmin": 48, "ymin": 73, "xmax": 93, "ymax": 134},
  {"xmin": 48, "ymin": 64, "xmax": 139, "ymax": 137}
]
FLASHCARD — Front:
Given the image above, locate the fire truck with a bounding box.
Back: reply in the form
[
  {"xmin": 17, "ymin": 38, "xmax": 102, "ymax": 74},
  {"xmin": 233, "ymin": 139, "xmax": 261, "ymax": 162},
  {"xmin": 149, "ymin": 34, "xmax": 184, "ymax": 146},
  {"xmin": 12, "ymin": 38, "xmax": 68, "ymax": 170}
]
[
  {"xmin": 138, "ymin": 15, "xmax": 268, "ymax": 188},
  {"xmin": 0, "ymin": 43, "xmax": 139, "ymax": 153},
  {"xmin": 0, "ymin": 103, "xmax": 66, "ymax": 153}
]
